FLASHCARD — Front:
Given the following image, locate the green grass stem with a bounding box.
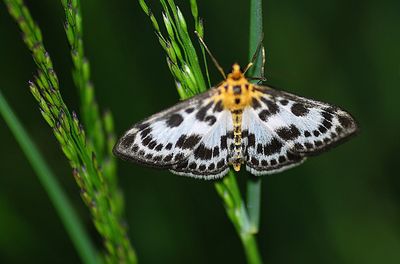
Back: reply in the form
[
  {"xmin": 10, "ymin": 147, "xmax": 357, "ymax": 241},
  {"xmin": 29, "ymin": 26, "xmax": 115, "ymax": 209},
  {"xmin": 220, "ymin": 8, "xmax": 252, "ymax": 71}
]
[
  {"xmin": 246, "ymin": 0, "xmax": 265, "ymax": 234},
  {"xmin": 0, "ymin": 90, "xmax": 99, "ymax": 264}
]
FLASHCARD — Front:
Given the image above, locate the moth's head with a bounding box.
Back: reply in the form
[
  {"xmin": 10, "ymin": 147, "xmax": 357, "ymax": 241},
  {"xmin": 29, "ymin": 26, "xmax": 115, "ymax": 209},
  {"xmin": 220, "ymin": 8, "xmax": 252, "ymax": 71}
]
[{"xmin": 227, "ymin": 63, "xmax": 244, "ymax": 81}]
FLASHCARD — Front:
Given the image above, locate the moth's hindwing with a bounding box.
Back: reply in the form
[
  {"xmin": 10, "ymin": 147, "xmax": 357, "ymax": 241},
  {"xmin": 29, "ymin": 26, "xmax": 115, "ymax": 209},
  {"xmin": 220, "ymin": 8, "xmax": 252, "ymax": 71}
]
[
  {"xmin": 243, "ymin": 85, "xmax": 358, "ymax": 176},
  {"xmin": 113, "ymin": 88, "xmax": 232, "ymax": 179}
]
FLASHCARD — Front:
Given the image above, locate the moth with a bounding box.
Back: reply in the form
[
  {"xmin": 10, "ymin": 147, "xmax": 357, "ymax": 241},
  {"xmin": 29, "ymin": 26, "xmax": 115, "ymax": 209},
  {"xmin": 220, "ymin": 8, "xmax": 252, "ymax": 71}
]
[{"xmin": 113, "ymin": 63, "xmax": 358, "ymax": 179}]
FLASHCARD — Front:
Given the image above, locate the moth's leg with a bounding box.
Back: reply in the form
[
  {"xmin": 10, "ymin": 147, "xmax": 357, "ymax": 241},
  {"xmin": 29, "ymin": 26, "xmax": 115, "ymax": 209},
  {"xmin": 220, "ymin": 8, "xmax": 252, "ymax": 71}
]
[
  {"xmin": 243, "ymin": 33, "xmax": 265, "ymax": 75},
  {"xmin": 247, "ymin": 76, "xmax": 267, "ymax": 84}
]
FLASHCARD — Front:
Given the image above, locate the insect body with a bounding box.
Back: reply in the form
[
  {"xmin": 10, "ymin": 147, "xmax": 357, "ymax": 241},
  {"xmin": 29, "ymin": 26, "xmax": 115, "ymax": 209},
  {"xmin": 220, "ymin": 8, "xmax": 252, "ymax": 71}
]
[{"xmin": 113, "ymin": 64, "xmax": 358, "ymax": 179}]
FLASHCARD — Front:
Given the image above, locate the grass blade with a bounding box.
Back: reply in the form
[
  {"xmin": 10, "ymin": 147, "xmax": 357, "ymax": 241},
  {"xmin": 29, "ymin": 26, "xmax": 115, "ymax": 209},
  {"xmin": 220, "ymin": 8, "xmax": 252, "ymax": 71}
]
[
  {"xmin": 0, "ymin": 90, "xmax": 99, "ymax": 264},
  {"xmin": 246, "ymin": 0, "xmax": 264, "ymax": 234}
]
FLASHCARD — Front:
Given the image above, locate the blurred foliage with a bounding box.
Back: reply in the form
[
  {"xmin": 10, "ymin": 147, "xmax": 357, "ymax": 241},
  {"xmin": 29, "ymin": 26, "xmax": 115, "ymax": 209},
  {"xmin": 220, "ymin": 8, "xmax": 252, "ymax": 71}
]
[{"xmin": 0, "ymin": 0, "xmax": 400, "ymax": 264}]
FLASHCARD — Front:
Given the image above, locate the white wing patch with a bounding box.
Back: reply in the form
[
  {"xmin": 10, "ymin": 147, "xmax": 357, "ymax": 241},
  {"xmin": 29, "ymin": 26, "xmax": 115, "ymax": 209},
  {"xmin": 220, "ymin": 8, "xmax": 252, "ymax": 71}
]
[
  {"xmin": 243, "ymin": 85, "xmax": 358, "ymax": 175},
  {"xmin": 113, "ymin": 89, "xmax": 232, "ymax": 179},
  {"xmin": 242, "ymin": 107, "xmax": 306, "ymax": 176},
  {"xmin": 170, "ymin": 110, "xmax": 233, "ymax": 179}
]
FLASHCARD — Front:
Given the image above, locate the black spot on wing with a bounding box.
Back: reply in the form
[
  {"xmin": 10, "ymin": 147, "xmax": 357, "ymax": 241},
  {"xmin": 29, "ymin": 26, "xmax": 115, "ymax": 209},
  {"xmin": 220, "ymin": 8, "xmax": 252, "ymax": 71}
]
[
  {"xmin": 199, "ymin": 164, "xmax": 206, "ymax": 171},
  {"xmin": 322, "ymin": 111, "xmax": 333, "ymax": 122},
  {"xmin": 220, "ymin": 135, "xmax": 228, "ymax": 150},
  {"xmin": 196, "ymin": 101, "xmax": 213, "ymax": 121},
  {"xmin": 155, "ymin": 143, "xmax": 163, "ymax": 151},
  {"xmin": 148, "ymin": 140, "xmax": 157, "ymax": 149},
  {"xmin": 189, "ymin": 162, "xmax": 197, "ymax": 170},
  {"xmin": 291, "ymin": 103, "xmax": 309, "ymax": 116},
  {"xmin": 175, "ymin": 160, "xmax": 189, "ymax": 170},
  {"xmin": 213, "ymin": 100, "xmax": 223, "ymax": 112},
  {"xmin": 260, "ymin": 97, "xmax": 279, "ymax": 114},
  {"xmin": 276, "ymin": 125, "xmax": 301, "ymax": 140},
  {"xmin": 174, "ymin": 153, "xmax": 185, "ymax": 162},
  {"xmin": 132, "ymin": 144, "xmax": 139, "ymax": 152},
  {"xmin": 258, "ymin": 109, "xmax": 271, "ymax": 122},
  {"xmin": 136, "ymin": 122, "xmax": 150, "ymax": 130},
  {"xmin": 279, "ymin": 99, "xmax": 289, "ymax": 106},
  {"xmin": 287, "ymin": 152, "xmax": 302, "ymax": 162},
  {"xmin": 176, "ymin": 134, "xmax": 187, "ymax": 148},
  {"xmin": 217, "ymin": 159, "xmax": 225, "ymax": 169},
  {"xmin": 165, "ymin": 143, "xmax": 173, "ymax": 150},
  {"xmin": 194, "ymin": 143, "xmax": 213, "ymax": 160},
  {"xmin": 294, "ymin": 143, "xmax": 304, "ymax": 151},
  {"xmin": 251, "ymin": 157, "xmax": 259, "ymax": 166},
  {"xmin": 257, "ymin": 98, "xmax": 280, "ymax": 122},
  {"xmin": 304, "ymin": 142, "xmax": 313, "ymax": 149},
  {"xmin": 140, "ymin": 127, "xmax": 152, "ymax": 138},
  {"xmin": 166, "ymin": 113, "xmax": 183, "ymax": 127},
  {"xmin": 163, "ymin": 154, "xmax": 173, "ymax": 162},
  {"xmin": 318, "ymin": 125, "xmax": 327, "ymax": 133},
  {"xmin": 264, "ymin": 138, "xmax": 283, "ymax": 155},
  {"xmin": 252, "ymin": 98, "xmax": 261, "ymax": 109},
  {"xmin": 322, "ymin": 119, "xmax": 332, "ymax": 129},
  {"xmin": 315, "ymin": 140, "xmax": 323, "ymax": 147},
  {"xmin": 213, "ymin": 146, "xmax": 220, "ymax": 157},
  {"xmin": 182, "ymin": 134, "xmax": 202, "ymax": 149},
  {"xmin": 256, "ymin": 144, "xmax": 263, "ymax": 154},
  {"xmin": 338, "ymin": 115, "xmax": 353, "ymax": 129},
  {"xmin": 142, "ymin": 135, "xmax": 152, "ymax": 146},
  {"xmin": 185, "ymin": 107, "xmax": 195, "ymax": 113},
  {"xmin": 153, "ymin": 155, "xmax": 162, "ymax": 162},
  {"xmin": 205, "ymin": 115, "xmax": 217, "ymax": 126},
  {"xmin": 247, "ymin": 133, "xmax": 256, "ymax": 147},
  {"xmin": 120, "ymin": 134, "xmax": 136, "ymax": 149}
]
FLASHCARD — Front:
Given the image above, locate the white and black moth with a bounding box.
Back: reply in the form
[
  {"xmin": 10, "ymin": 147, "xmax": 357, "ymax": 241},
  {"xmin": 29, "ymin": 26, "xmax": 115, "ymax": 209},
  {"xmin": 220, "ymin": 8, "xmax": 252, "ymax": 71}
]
[{"xmin": 113, "ymin": 64, "xmax": 358, "ymax": 179}]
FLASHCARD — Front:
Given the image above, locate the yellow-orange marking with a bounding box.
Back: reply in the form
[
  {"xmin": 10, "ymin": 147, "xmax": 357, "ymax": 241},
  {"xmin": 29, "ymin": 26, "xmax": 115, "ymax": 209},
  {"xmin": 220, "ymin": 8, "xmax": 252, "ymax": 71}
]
[{"xmin": 212, "ymin": 64, "xmax": 265, "ymax": 171}]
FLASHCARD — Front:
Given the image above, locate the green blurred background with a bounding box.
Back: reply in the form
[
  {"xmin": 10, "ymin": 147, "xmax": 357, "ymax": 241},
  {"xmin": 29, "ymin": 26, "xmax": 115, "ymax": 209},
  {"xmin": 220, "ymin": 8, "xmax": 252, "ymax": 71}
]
[{"xmin": 1, "ymin": 0, "xmax": 399, "ymax": 263}]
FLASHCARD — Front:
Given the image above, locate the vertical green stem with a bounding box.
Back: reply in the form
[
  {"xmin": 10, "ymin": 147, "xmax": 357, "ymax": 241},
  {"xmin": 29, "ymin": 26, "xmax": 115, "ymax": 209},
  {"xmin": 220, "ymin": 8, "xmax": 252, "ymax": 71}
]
[
  {"xmin": 249, "ymin": 0, "xmax": 264, "ymax": 77},
  {"xmin": 246, "ymin": 0, "xmax": 264, "ymax": 233},
  {"xmin": 241, "ymin": 233, "xmax": 263, "ymax": 264},
  {"xmin": 246, "ymin": 176, "xmax": 262, "ymax": 232},
  {"xmin": 216, "ymin": 172, "xmax": 263, "ymax": 264},
  {"xmin": 0, "ymin": 90, "xmax": 99, "ymax": 264}
]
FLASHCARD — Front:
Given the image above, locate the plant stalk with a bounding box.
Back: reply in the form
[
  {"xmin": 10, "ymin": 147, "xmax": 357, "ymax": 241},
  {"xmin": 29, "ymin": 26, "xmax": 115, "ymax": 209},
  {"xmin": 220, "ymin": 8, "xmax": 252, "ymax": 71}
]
[
  {"xmin": 0, "ymin": 90, "xmax": 99, "ymax": 264},
  {"xmin": 247, "ymin": 0, "xmax": 264, "ymax": 234}
]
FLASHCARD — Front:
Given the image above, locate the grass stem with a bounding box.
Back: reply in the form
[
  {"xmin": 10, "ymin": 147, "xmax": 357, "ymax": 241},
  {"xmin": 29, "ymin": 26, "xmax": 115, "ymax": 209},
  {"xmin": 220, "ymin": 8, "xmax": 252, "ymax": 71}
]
[
  {"xmin": 0, "ymin": 90, "xmax": 99, "ymax": 264},
  {"xmin": 246, "ymin": 0, "xmax": 264, "ymax": 234}
]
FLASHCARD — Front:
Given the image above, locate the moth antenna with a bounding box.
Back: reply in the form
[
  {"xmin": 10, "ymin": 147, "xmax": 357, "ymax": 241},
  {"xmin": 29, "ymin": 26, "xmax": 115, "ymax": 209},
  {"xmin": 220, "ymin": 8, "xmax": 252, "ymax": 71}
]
[
  {"xmin": 260, "ymin": 44, "xmax": 266, "ymax": 78},
  {"xmin": 243, "ymin": 33, "xmax": 265, "ymax": 76},
  {"xmin": 194, "ymin": 31, "xmax": 226, "ymax": 79}
]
